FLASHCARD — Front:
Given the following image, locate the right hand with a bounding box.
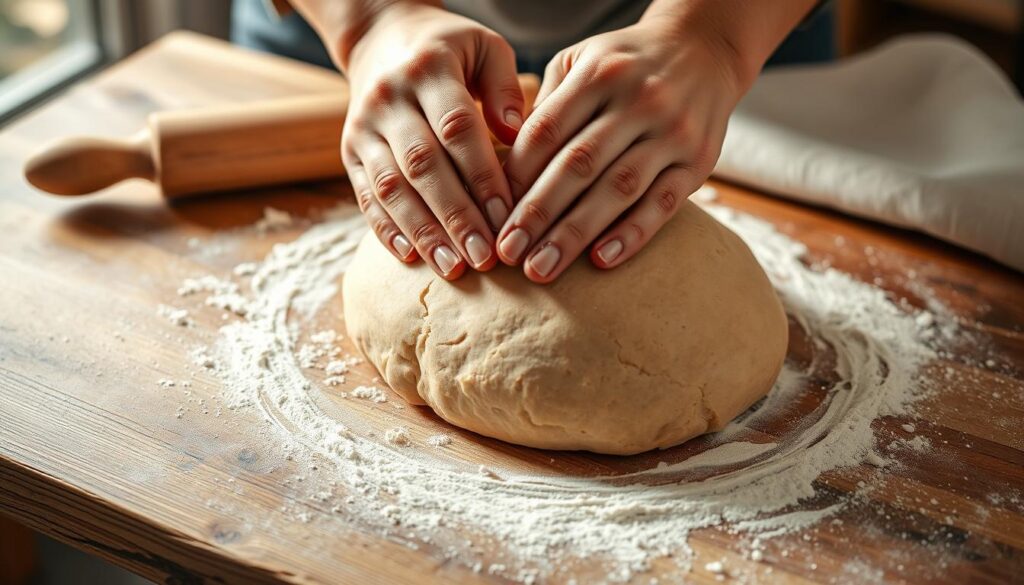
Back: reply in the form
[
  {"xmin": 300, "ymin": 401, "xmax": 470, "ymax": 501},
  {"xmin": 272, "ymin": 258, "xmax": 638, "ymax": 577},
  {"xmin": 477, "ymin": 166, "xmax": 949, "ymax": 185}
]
[{"xmin": 339, "ymin": 2, "xmax": 525, "ymax": 279}]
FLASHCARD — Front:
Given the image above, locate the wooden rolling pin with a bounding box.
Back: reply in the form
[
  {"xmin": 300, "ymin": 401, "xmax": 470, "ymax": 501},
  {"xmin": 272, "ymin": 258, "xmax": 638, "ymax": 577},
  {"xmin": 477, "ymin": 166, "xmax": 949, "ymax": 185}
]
[{"xmin": 24, "ymin": 75, "xmax": 539, "ymax": 199}]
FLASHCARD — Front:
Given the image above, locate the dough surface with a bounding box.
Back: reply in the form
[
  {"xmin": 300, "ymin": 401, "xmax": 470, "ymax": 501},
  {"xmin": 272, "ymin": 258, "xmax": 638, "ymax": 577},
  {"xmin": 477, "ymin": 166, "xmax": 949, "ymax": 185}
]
[{"xmin": 343, "ymin": 201, "xmax": 788, "ymax": 455}]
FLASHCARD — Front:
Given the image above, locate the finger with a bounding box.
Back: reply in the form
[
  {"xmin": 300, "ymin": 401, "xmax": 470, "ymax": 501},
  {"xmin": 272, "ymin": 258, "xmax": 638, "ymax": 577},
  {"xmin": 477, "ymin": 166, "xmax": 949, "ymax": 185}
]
[
  {"xmin": 496, "ymin": 114, "xmax": 644, "ymax": 265},
  {"xmin": 475, "ymin": 33, "xmax": 525, "ymax": 146},
  {"xmin": 344, "ymin": 152, "xmax": 417, "ymax": 263},
  {"xmin": 358, "ymin": 137, "xmax": 467, "ymax": 280},
  {"xmin": 379, "ymin": 109, "xmax": 497, "ymax": 272},
  {"xmin": 521, "ymin": 139, "xmax": 671, "ymax": 283},
  {"xmin": 502, "ymin": 66, "xmax": 606, "ymax": 201},
  {"xmin": 534, "ymin": 52, "xmax": 568, "ymax": 108},
  {"xmin": 415, "ymin": 80, "xmax": 513, "ymax": 233},
  {"xmin": 590, "ymin": 165, "xmax": 704, "ymax": 269}
]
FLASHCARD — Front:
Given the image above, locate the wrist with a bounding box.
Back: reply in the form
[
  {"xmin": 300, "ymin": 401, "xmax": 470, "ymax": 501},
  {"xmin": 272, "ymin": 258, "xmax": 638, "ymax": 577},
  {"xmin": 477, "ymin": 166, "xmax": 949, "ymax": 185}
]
[
  {"xmin": 640, "ymin": 0, "xmax": 817, "ymax": 94},
  {"xmin": 323, "ymin": 0, "xmax": 442, "ymax": 72},
  {"xmin": 638, "ymin": 3, "xmax": 758, "ymax": 94}
]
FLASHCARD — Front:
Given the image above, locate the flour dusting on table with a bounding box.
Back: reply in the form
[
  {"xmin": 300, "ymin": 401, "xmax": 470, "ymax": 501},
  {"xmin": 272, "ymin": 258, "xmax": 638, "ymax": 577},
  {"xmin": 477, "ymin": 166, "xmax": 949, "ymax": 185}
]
[{"xmin": 169, "ymin": 188, "xmax": 953, "ymax": 583}]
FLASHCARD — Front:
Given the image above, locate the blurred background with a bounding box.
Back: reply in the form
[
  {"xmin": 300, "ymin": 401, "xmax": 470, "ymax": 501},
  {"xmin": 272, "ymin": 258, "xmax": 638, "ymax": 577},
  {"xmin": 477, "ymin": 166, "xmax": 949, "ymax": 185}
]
[
  {"xmin": 0, "ymin": 0, "xmax": 230, "ymax": 124},
  {"xmin": 0, "ymin": 0, "xmax": 1021, "ymax": 583}
]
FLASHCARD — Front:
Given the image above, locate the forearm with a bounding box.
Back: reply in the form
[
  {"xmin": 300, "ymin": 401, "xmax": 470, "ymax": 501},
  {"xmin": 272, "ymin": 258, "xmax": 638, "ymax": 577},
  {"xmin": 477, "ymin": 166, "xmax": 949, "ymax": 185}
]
[
  {"xmin": 642, "ymin": 0, "xmax": 820, "ymax": 91},
  {"xmin": 288, "ymin": 0, "xmax": 441, "ymax": 70}
]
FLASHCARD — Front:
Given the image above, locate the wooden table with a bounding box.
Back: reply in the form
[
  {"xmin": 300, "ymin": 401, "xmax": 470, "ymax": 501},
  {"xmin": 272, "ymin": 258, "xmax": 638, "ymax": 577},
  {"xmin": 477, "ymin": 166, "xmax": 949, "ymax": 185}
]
[{"xmin": 1, "ymin": 32, "xmax": 1022, "ymax": 585}]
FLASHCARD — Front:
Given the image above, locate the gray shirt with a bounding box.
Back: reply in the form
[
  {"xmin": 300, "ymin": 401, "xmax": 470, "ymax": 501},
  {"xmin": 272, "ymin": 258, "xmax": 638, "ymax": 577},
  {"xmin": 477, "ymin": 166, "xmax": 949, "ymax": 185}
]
[
  {"xmin": 445, "ymin": 0, "xmax": 652, "ymax": 67},
  {"xmin": 232, "ymin": 0, "xmax": 833, "ymax": 75}
]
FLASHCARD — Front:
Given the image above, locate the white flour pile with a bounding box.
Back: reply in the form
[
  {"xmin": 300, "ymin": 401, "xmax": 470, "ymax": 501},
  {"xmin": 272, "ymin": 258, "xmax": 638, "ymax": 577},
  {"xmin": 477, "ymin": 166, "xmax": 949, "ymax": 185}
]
[{"xmin": 170, "ymin": 188, "xmax": 950, "ymax": 583}]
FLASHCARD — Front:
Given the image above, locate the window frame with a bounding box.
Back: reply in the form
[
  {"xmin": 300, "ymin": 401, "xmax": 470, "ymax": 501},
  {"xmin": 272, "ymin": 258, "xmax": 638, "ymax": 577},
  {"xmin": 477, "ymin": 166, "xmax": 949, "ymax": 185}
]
[{"xmin": 0, "ymin": 0, "xmax": 120, "ymax": 126}]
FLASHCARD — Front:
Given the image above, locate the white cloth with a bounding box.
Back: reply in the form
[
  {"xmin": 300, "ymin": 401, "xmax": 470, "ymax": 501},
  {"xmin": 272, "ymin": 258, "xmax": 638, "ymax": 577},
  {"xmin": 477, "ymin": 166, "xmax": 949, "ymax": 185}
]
[{"xmin": 715, "ymin": 35, "xmax": 1024, "ymax": 272}]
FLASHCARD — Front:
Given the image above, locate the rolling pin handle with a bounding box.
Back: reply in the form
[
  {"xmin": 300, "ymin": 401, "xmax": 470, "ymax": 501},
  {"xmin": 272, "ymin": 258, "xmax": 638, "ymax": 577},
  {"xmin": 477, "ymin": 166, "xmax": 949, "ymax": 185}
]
[{"xmin": 23, "ymin": 130, "xmax": 155, "ymax": 196}]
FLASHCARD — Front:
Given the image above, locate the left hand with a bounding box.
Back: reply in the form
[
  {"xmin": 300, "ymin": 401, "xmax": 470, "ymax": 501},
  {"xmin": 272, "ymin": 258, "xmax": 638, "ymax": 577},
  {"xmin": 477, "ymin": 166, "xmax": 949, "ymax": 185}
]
[{"xmin": 497, "ymin": 18, "xmax": 745, "ymax": 282}]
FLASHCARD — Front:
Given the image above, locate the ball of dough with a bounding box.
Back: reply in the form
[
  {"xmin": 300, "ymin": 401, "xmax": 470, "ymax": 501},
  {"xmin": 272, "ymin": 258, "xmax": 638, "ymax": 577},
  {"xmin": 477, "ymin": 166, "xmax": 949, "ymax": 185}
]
[{"xmin": 342, "ymin": 201, "xmax": 787, "ymax": 455}]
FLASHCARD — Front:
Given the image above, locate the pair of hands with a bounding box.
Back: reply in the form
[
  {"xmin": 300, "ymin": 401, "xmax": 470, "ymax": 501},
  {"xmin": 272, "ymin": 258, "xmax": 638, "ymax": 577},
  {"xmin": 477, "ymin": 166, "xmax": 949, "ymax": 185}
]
[{"xmin": 341, "ymin": 3, "xmax": 742, "ymax": 283}]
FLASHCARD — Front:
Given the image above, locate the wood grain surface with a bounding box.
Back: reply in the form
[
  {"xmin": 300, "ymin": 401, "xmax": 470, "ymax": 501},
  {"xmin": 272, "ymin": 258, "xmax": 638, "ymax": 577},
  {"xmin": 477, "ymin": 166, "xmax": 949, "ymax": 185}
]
[{"xmin": 0, "ymin": 32, "xmax": 1022, "ymax": 585}]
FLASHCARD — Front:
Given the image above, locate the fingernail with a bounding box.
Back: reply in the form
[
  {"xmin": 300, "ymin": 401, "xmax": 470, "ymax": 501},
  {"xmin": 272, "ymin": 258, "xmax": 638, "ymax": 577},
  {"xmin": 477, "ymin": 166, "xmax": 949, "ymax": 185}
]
[
  {"xmin": 392, "ymin": 234, "xmax": 412, "ymax": 258},
  {"xmin": 484, "ymin": 198, "xmax": 508, "ymax": 230},
  {"xmin": 433, "ymin": 245, "xmax": 459, "ymax": 275},
  {"xmin": 464, "ymin": 232, "xmax": 491, "ymax": 268},
  {"xmin": 529, "ymin": 243, "xmax": 561, "ymax": 277},
  {"xmin": 499, "ymin": 228, "xmax": 530, "ymax": 262},
  {"xmin": 596, "ymin": 239, "xmax": 623, "ymax": 264},
  {"xmin": 504, "ymin": 109, "xmax": 523, "ymax": 131}
]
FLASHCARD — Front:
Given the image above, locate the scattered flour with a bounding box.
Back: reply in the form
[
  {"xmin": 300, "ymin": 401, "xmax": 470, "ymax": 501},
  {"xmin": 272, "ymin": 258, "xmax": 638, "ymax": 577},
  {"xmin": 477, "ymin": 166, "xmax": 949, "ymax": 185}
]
[
  {"xmin": 233, "ymin": 262, "xmax": 259, "ymax": 277},
  {"xmin": 177, "ymin": 275, "xmax": 234, "ymax": 297},
  {"xmin": 325, "ymin": 357, "xmax": 361, "ymax": 377},
  {"xmin": 903, "ymin": 435, "xmax": 932, "ymax": 452},
  {"xmin": 351, "ymin": 385, "xmax": 387, "ymax": 403},
  {"xmin": 863, "ymin": 451, "xmax": 889, "ymax": 467},
  {"xmin": 190, "ymin": 347, "xmax": 217, "ymax": 369},
  {"xmin": 176, "ymin": 275, "xmax": 250, "ymax": 316},
  {"xmin": 427, "ymin": 434, "xmax": 453, "ymax": 447},
  {"xmin": 297, "ymin": 330, "xmax": 343, "ymax": 368},
  {"xmin": 385, "ymin": 427, "xmax": 411, "ymax": 446},
  {"xmin": 157, "ymin": 304, "xmax": 191, "ymax": 327},
  {"xmin": 704, "ymin": 561, "xmax": 725, "ymax": 574},
  {"xmin": 170, "ymin": 194, "xmax": 952, "ymax": 583}
]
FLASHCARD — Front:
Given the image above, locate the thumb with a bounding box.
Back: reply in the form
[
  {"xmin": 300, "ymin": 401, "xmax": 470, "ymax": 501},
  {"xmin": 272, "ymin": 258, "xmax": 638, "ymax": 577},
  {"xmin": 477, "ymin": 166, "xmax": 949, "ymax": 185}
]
[{"xmin": 477, "ymin": 35, "xmax": 524, "ymax": 146}]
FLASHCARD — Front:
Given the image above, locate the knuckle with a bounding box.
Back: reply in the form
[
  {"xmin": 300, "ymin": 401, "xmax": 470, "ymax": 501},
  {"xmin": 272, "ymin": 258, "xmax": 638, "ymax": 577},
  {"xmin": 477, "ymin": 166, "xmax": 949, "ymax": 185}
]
[
  {"xmin": 484, "ymin": 30, "xmax": 515, "ymax": 58},
  {"xmin": 520, "ymin": 201, "xmax": 550, "ymax": 225},
  {"xmin": 366, "ymin": 79, "xmax": 396, "ymax": 108},
  {"xmin": 371, "ymin": 216, "xmax": 394, "ymax": 237},
  {"xmin": 373, "ymin": 169, "xmax": 404, "ymax": 204},
  {"xmin": 628, "ymin": 222, "xmax": 646, "ymax": 243},
  {"xmin": 440, "ymin": 203, "xmax": 473, "ymax": 233},
  {"xmin": 668, "ymin": 114, "xmax": 693, "ymax": 142},
  {"xmin": 356, "ymin": 189, "xmax": 375, "ymax": 212},
  {"xmin": 544, "ymin": 53, "xmax": 564, "ymax": 77},
  {"xmin": 655, "ymin": 188, "xmax": 678, "ymax": 214},
  {"xmin": 562, "ymin": 141, "xmax": 597, "ymax": 178},
  {"xmin": 403, "ymin": 45, "xmax": 451, "ymax": 81},
  {"xmin": 411, "ymin": 221, "xmax": 443, "ymax": 246},
  {"xmin": 402, "ymin": 140, "xmax": 437, "ymax": 180},
  {"xmin": 438, "ymin": 107, "xmax": 477, "ymax": 143},
  {"xmin": 610, "ymin": 164, "xmax": 642, "ymax": 199},
  {"xmin": 481, "ymin": 29, "xmax": 504, "ymax": 47},
  {"xmin": 340, "ymin": 146, "xmax": 356, "ymax": 168},
  {"xmin": 340, "ymin": 149, "xmax": 358, "ymax": 172},
  {"xmin": 341, "ymin": 119, "xmax": 367, "ymax": 147},
  {"xmin": 592, "ymin": 55, "xmax": 631, "ymax": 84},
  {"xmin": 562, "ymin": 220, "xmax": 586, "ymax": 243},
  {"xmin": 524, "ymin": 112, "xmax": 561, "ymax": 148},
  {"xmin": 466, "ymin": 166, "xmax": 497, "ymax": 192},
  {"xmin": 440, "ymin": 27, "xmax": 480, "ymax": 48}
]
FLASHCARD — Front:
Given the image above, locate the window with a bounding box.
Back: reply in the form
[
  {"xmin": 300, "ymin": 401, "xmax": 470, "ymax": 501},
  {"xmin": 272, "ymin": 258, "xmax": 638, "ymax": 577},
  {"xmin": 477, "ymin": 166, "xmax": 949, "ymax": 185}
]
[{"xmin": 0, "ymin": 0, "xmax": 105, "ymax": 123}]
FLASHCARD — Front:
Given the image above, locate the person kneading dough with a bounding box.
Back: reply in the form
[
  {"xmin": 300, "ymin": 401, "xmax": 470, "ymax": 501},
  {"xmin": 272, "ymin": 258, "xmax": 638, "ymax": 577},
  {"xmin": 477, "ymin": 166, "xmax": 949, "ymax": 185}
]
[
  {"xmin": 236, "ymin": 0, "xmax": 831, "ymax": 281},
  {"xmin": 238, "ymin": 0, "xmax": 821, "ymax": 453},
  {"xmin": 344, "ymin": 201, "xmax": 787, "ymax": 455}
]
